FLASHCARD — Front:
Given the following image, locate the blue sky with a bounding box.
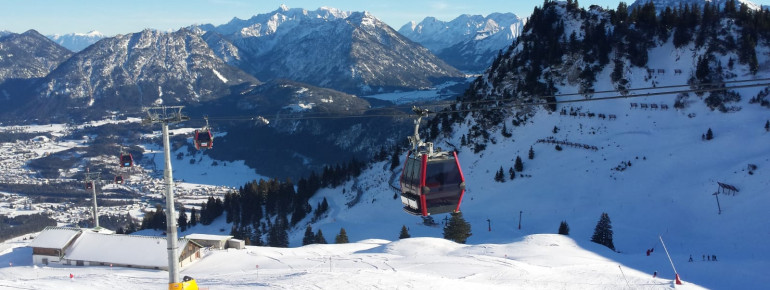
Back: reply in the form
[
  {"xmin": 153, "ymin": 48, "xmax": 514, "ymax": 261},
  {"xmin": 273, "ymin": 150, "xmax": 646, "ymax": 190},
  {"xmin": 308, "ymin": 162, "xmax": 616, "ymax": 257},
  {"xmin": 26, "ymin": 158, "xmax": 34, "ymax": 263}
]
[{"xmin": 2, "ymin": 0, "xmax": 769, "ymax": 35}]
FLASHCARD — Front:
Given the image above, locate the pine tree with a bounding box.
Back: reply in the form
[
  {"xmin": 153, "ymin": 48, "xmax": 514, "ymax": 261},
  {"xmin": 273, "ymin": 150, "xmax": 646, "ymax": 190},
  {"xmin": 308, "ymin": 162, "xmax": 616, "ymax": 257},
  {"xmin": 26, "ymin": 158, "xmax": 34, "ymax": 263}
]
[
  {"xmin": 494, "ymin": 166, "xmax": 505, "ymax": 182},
  {"xmin": 590, "ymin": 212, "xmax": 615, "ymax": 251},
  {"xmin": 267, "ymin": 217, "xmax": 290, "ymax": 247},
  {"xmin": 302, "ymin": 226, "xmax": 316, "ymax": 246},
  {"xmin": 390, "ymin": 150, "xmax": 401, "ymax": 170},
  {"xmin": 399, "ymin": 225, "xmax": 411, "ymax": 239},
  {"xmin": 514, "ymin": 156, "xmax": 524, "ymax": 172},
  {"xmin": 528, "ymin": 146, "xmax": 535, "ymax": 160},
  {"xmin": 558, "ymin": 220, "xmax": 570, "ymax": 235},
  {"xmin": 315, "ymin": 229, "xmax": 327, "ymax": 244},
  {"xmin": 189, "ymin": 208, "xmax": 197, "ymax": 226},
  {"xmin": 178, "ymin": 206, "xmax": 188, "ymax": 232},
  {"xmin": 509, "ymin": 167, "xmax": 516, "ymax": 180},
  {"xmin": 321, "ymin": 198, "xmax": 329, "ymax": 213},
  {"xmin": 252, "ymin": 226, "xmax": 264, "ymax": 246},
  {"xmin": 765, "ymin": 120, "xmax": 769, "ymax": 132},
  {"xmin": 335, "ymin": 228, "xmax": 349, "ymax": 244},
  {"xmin": 151, "ymin": 204, "xmax": 166, "ymax": 230},
  {"xmin": 126, "ymin": 219, "xmax": 138, "ymax": 234},
  {"xmin": 501, "ymin": 123, "xmax": 512, "ymax": 138},
  {"xmin": 706, "ymin": 128, "xmax": 714, "ymax": 140},
  {"xmin": 443, "ymin": 212, "xmax": 472, "ymax": 244}
]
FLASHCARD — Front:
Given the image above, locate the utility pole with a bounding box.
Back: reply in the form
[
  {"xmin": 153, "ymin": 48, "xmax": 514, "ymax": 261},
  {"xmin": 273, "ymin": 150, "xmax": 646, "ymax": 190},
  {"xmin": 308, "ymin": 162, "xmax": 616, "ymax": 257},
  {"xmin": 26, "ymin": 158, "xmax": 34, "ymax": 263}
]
[
  {"xmin": 84, "ymin": 170, "xmax": 101, "ymax": 228},
  {"xmin": 518, "ymin": 211, "xmax": 522, "ymax": 230},
  {"xmin": 142, "ymin": 106, "xmax": 189, "ymax": 287},
  {"xmin": 712, "ymin": 192, "xmax": 721, "ymax": 215},
  {"xmin": 487, "ymin": 218, "xmax": 491, "ymax": 232}
]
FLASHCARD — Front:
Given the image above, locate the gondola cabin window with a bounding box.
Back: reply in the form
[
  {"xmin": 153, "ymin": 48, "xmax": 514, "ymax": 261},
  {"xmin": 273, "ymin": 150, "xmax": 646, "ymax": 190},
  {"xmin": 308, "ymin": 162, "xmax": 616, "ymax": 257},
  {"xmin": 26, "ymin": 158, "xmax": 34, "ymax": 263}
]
[
  {"xmin": 425, "ymin": 159, "xmax": 463, "ymax": 188},
  {"xmin": 403, "ymin": 155, "xmax": 422, "ymax": 186}
]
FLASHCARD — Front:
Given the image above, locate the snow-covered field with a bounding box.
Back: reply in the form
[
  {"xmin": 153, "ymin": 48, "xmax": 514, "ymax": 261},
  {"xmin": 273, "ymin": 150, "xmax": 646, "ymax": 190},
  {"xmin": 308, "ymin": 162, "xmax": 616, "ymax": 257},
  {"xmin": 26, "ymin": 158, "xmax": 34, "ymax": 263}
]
[{"xmin": 0, "ymin": 233, "xmax": 703, "ymax": 289}]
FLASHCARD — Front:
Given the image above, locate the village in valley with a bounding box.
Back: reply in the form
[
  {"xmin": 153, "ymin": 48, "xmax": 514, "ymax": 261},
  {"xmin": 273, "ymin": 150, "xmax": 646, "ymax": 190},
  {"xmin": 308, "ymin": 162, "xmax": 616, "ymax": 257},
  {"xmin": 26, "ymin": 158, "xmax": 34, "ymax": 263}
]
[{"xmin": 0, "ymin": 119, "xmax": 243, "ymax": 270}]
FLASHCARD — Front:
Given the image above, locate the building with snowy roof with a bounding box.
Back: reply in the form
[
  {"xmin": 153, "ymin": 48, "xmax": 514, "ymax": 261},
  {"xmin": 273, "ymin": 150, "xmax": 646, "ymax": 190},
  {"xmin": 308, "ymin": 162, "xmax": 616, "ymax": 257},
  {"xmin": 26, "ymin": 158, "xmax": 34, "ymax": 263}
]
[
  {"xmin": 30, "ymin": 227, "xmax": 203, "ymax": 270},
  {"xmin": 29, "ymin": 227, "xmax": 83, "ymax": 265},
  {"xmin": 62, "ymin": 231, "xmax": 203, "ymax": 270},
  {"xmin": 184, "ymin": 234, "xmax": 233, "ymax": 250}
]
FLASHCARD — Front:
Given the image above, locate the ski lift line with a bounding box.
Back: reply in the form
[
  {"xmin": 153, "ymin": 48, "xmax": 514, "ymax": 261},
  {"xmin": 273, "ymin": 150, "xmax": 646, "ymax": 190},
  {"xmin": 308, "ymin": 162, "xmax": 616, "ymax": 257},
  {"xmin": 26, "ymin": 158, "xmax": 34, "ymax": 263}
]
[
  {"xmin": 293, "ymin": 77, "xmax": 770, "ymax": 116},
  {"xmin": 194, "ymin": 80, "xmax": 770, "ymax": 122},
  {"xmin": 512, "ymin": 76, "xmax": 770, "ymax": 100},
  {"xmin": 192, "ymin": 79, "xmax": 770, "ymax": 122}
]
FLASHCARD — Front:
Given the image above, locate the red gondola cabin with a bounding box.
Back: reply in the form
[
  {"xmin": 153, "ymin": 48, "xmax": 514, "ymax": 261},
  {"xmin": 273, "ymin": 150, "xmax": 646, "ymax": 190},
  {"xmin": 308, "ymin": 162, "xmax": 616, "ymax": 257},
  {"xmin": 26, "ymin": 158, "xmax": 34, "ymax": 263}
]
[
  {"xmin": 120, "ymin": 153, "xmax": 133, "ymax": 168},
  {"xmin": 194, "ymin": 129, "xmax": 213, "ymax": 150},
  {"xmin": 114, "ymin": 175, "xmax": 124, "ymax": 184},
  {"xmin": 399, "ymin": 150, "xmax": 466, "ymax": 216}
]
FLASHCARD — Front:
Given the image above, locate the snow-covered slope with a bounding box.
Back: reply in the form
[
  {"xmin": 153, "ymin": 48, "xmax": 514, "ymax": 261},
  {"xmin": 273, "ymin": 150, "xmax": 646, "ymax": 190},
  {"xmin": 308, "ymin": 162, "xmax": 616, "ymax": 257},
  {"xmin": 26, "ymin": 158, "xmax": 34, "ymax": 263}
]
[
  {"xmin": 629, "ymin": 0, "xmax": 762, "ymax": 12},
  {"xmin": 46, "ymin": 31, "xmax": 105, "ymax": 52},
  {"xmin": 199, "ymin": 6, "xmax": 464, "ymax": 95},
  {"xmin": 302, "ymin": 79, "xmax": 770, "ymax": 290},
  {"xmin": 295, "ymin": 3, "xmax": 770, "ymax": 289},
  {"xmin": 399, "ymin": 13, "xmax": 524, "ymax": 72},
  {"xmin": 0, "ymin": 233, "xmax": 707, "ymax": 289}
]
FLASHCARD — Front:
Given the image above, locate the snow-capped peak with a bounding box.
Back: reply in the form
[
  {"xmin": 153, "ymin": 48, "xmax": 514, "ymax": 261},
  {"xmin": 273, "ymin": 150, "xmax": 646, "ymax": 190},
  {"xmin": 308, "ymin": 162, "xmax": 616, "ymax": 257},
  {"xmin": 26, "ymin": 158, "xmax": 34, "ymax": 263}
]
[
  {"xmin": 79, "ymin": 30, "xmax": 103, "ymax": 37},
  {"xmin": 46, "ymin": 30, "xmax": 107, "ymax": 52},
  {"xmin": 398, "ymin": 12, "xmax": 523, "ymax": 72},
  {"xmin": 318, "ymin": 6, "xmax": 351, "ymax": 20}
]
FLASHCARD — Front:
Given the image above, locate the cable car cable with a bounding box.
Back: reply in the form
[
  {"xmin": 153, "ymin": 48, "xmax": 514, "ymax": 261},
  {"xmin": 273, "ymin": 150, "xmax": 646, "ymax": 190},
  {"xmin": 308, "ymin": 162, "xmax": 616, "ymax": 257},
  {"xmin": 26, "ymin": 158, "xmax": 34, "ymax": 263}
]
[{"xmin": 188, "ymin": 79, "xmax": 770, "ymax": 123}]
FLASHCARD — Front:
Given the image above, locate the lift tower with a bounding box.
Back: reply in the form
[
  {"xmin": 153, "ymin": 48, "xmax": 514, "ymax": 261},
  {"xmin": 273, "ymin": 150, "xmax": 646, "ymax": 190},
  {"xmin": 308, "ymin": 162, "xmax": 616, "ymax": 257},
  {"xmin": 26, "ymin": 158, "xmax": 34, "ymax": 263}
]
[
  {"xmin": 84, "ymin": 169, "xmax": 101, "ymax": 228},
  {"xmin": 142, "ymin": 106, "xmax": 189, "ymax": 288}
]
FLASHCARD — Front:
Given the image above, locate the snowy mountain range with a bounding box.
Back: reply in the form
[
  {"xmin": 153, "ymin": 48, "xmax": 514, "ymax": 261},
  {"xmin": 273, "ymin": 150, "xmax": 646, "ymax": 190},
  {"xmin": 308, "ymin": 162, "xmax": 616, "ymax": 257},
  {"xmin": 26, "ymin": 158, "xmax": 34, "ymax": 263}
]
[
  {"xmin": 198, "ymin": 5, "xmax": 464, "ymax": 95},
  {"xmin": 46, "ymin": 30, "xmax": 106, "ymax": 52},
  {"xmin": 399, "ymin": 13, "xmax": 525, "ymax": 72},
  {"xmin": 0, "ymin": 30, "xmax": 71, "ymax": 85},
  {"xmin": 21, "ymin": 28, "xmax": 259, "ymax": 120}
]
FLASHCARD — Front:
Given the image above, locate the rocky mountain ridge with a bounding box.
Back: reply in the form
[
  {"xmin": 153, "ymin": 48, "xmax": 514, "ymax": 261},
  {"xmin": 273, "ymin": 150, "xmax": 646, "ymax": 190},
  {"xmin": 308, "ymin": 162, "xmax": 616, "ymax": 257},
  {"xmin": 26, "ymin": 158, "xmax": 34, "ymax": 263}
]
[
  {"xmin": 20, "ymin": 28, "xmax": 259, "ymax": 120},
  {"xmin": 198, "ymin": 6, "xmax": 464, "ymax": 95},
  {"xmin": 399, "ymin": 13, "xmax": 524, "ymax": 72},
  {"xmin": 0, "ymin": 30, "xmax": 72, "ymax": 85}
]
